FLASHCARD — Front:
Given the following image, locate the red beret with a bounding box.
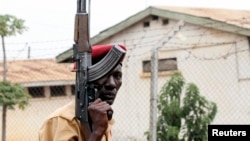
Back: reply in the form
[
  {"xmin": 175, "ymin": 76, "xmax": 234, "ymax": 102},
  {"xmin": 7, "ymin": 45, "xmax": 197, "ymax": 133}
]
[
  {"xmin": 72, "ymin": 44, "xmax": 126, "ymax": 71},
  {"xmin": 92, "ymin": 44, "xmax": 126, "ymax": 64}
]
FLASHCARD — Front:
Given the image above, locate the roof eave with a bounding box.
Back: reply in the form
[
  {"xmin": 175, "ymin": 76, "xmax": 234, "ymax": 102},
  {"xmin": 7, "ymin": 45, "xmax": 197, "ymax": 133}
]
[
  {"xmin": 150, "ymin": 7, "xmax": 250, "ymax": 36},
  {"xmin": 56, "ymin": 7, "xmax": 152, "ymax": 63},
  {"xmin": 56, "ymin": 6, "xmax": 250, "ymax": 63},
  {"xmin": 91, "ymin": 7, "xmax": 152, "ymax": 44}
]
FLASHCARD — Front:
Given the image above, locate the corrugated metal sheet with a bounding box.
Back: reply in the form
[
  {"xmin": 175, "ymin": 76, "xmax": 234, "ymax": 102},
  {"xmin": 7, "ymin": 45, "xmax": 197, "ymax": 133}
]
[
  {"xmin": 156, "ymin": 6, "xmax": 250, "ymax": 28},
  {"xmin": 0, "ymin": 59, "xmax": 74, "ymax": 83}
]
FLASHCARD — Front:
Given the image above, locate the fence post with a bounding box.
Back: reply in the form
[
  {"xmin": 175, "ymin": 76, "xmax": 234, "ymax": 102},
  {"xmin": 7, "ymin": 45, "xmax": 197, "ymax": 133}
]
[{"xmin": 149, "ymin": 20, "xmax": 184, "ymax": 141}]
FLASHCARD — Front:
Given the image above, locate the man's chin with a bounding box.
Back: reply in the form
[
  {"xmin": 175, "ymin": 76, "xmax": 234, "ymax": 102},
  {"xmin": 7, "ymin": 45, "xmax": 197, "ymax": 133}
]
[
  {"xmin": 105, "ymin": 100, "xmax": 114, "ymax": 105},
  {"xmin": 100, "ymin": 97, "xmax": 114, "ymax": 105}
]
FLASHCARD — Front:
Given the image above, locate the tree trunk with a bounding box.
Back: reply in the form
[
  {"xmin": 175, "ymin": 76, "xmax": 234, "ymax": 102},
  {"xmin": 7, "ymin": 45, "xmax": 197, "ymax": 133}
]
[
  {"xmin": 1, "ymin": 34, "xmax": 7, "ymax": 141},
  {"xmin": 1, "ymin": 36, "xmax": 7, "ymax": 81},
  {"xmin": 2, "ymin": 105, "xmax": 7, "ymax": 141}
]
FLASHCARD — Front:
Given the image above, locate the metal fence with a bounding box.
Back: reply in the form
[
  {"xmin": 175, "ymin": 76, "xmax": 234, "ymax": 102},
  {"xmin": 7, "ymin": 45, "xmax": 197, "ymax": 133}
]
[{"xmin": 1, "ymin": 36, "xmax": 250, "ymax": 141}]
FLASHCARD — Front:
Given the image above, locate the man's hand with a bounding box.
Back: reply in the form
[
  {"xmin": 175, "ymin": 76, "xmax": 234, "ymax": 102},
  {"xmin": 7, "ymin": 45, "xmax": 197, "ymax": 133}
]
[{"xmin": 88, "ymin": 98, "xmax": 113, "ymax": 139}]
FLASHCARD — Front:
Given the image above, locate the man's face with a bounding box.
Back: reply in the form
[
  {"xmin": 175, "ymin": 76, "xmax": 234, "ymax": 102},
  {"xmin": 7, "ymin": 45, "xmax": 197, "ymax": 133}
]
[{"xmin": 94, "ymin": 64, "xmax": 122, "ymax": 105}]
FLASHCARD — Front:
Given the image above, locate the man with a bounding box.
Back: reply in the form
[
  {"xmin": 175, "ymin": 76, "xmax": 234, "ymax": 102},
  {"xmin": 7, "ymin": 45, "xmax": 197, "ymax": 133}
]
[{"xmin": 38, "ymin": 44, "xmax": 126, "ymax": 141}]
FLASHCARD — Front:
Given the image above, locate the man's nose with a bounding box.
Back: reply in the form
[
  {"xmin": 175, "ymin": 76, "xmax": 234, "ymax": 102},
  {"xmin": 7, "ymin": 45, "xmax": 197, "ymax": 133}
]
[{"xmin": 106, "ymin": 76, "xmax": 116, "ymax": 88}]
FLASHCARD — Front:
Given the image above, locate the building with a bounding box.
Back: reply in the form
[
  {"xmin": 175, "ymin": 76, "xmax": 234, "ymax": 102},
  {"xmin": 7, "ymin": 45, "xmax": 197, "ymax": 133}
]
[
  {"xmin": 0, "ymin": 59, "xmax": 75, "ymax": 140},
  {"xmin": 57, "ymin": 6, "xmax": 250, "ymax": 140}
]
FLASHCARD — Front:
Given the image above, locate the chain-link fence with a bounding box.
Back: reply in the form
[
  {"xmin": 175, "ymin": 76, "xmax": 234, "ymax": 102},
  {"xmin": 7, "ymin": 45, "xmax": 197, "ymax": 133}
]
[
  {"xmin": 1, "ymin": 40, "xmax": 250, "ymax": 141},
  {"xmin": 1, "ymin": 22, "xmax": 250, "ymax": 141}
]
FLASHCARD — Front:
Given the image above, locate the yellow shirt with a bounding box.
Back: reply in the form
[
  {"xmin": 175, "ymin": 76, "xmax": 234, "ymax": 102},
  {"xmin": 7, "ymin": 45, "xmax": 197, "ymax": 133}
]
[{"xmin": 38, "ymin": 101, "xmax": 114, "ymax": 141}]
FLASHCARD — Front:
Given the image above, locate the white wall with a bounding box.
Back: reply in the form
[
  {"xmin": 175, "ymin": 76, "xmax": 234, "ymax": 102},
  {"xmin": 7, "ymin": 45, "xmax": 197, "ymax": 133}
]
[
  {"xmin": 1, "ymin": 97, "xmax": 74, "ymax": 141},
  {"xmin": 99, "ymin": 15, "xmax": 250, "ymax": 140}
]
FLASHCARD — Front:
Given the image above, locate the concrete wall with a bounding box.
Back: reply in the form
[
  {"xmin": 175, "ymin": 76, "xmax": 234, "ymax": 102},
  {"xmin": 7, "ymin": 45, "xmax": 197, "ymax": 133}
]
[
  {"xmin": 0, "ymin": 96, "xmax": 74, "ymax": 141},
  {"xmin": 99, "ymin": 16, "xmax": 250, "ymax": 140}
]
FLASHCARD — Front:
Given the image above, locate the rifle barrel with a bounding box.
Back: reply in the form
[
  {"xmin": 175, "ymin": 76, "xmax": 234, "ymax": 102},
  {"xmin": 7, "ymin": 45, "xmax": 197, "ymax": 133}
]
[{"xmin": 77, "ymin": 0, "xmax": 87, "ymax": 13}]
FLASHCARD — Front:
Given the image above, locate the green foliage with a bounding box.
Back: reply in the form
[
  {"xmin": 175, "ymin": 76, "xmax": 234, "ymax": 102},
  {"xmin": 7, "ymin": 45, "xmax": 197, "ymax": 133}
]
[
  {"xmin": 0, "ymin": 14, "xmax": 28, "ymax": 141},
  {"xmin": 182, "ymin": 83, "xmax": 217, "ymax": 141},
  {"xmin": 145, "ymin": 71, "xmax": 217, "ymax": 141},
  {"xmin": 0, "ymin": 81, "xmax": 31, "ymax": 110},
  {"xmin": 0, "ymin": 14, "xmax": 27, "ymax": 37},
  {"xmin": 156, "ymin": 71, "xmax": 185, "ymax": 141}
]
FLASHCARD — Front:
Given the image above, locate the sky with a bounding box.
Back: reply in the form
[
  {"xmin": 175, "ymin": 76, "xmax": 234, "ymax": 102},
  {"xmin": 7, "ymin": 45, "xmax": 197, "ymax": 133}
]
[{"xmin": 0, "ymin": 0, "xmax": 249, "ymax": 60}]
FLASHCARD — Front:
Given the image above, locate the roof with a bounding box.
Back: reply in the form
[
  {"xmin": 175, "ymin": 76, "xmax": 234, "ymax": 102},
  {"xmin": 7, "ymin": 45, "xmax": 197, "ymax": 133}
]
[
  {"xmin": 56, "ymin": 6, "xmax": 250, "ymax": 63},
  {"xmin": 0, "ymin": 59, "xmax": 74, "ymax": 86},
  {"xmin": 156, "ymin": 6, "xmax": 250, "ymax": 28}
]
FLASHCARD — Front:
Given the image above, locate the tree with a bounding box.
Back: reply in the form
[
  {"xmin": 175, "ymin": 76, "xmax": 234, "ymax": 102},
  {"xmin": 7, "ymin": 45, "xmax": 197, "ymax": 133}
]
[
  {"xmin": 0, "ymin": 14, "xmax": 28, "ymax": 141},
  {"xmin": 156, "ymin": 71, "xmax": 185, "ymax": 141},
  {"xmin": 0, "ymin": 81, "xmax": 31, "ymax": 141},
  {"xmin": 145, "ymin": 71, "xmax": 217, "ymax": 141},
  {"xmin": 0, "ymin": 14, "xmax": 27, "ymax": 81},
  {"xmin": 182, "ymin": 83, "xmax": 217, "ymax": 141}
]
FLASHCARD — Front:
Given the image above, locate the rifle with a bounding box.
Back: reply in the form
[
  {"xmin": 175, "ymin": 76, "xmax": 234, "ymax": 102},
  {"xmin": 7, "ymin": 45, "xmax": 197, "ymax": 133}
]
[{"xmin": 73, "ymin": 0, "xmax": 126, "ymax": 130}]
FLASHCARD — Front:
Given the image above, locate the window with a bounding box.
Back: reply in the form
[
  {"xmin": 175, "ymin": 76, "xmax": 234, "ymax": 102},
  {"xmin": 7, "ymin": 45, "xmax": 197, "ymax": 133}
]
[
  {"xmin": 71, "ymin": 85, "xmax": 75, "ymax": 95},
  {"xmin": 142, "ymin": 58, "xmax": 177, "ymax": 72},
  {"xmin": 143, "ymin": 21, "xmax": 150, "ymax": 27},
  {"xmin": 50, "ymin": 86, "xmax": 66, "ymax": 97},
  {"xmin": 28, "ymin": 87, "xmax": 44, "ymax": 98},
  {"xmin": 248, "ymin": 37, "xmax": 250, "ymax": 47},
  {"xmin": 152, "ymin": 15, "xmax": 158, "ymax": 21},
  {"xmin": 162, "ymin": 19, "xmax": 169, "ymax": 25}
]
